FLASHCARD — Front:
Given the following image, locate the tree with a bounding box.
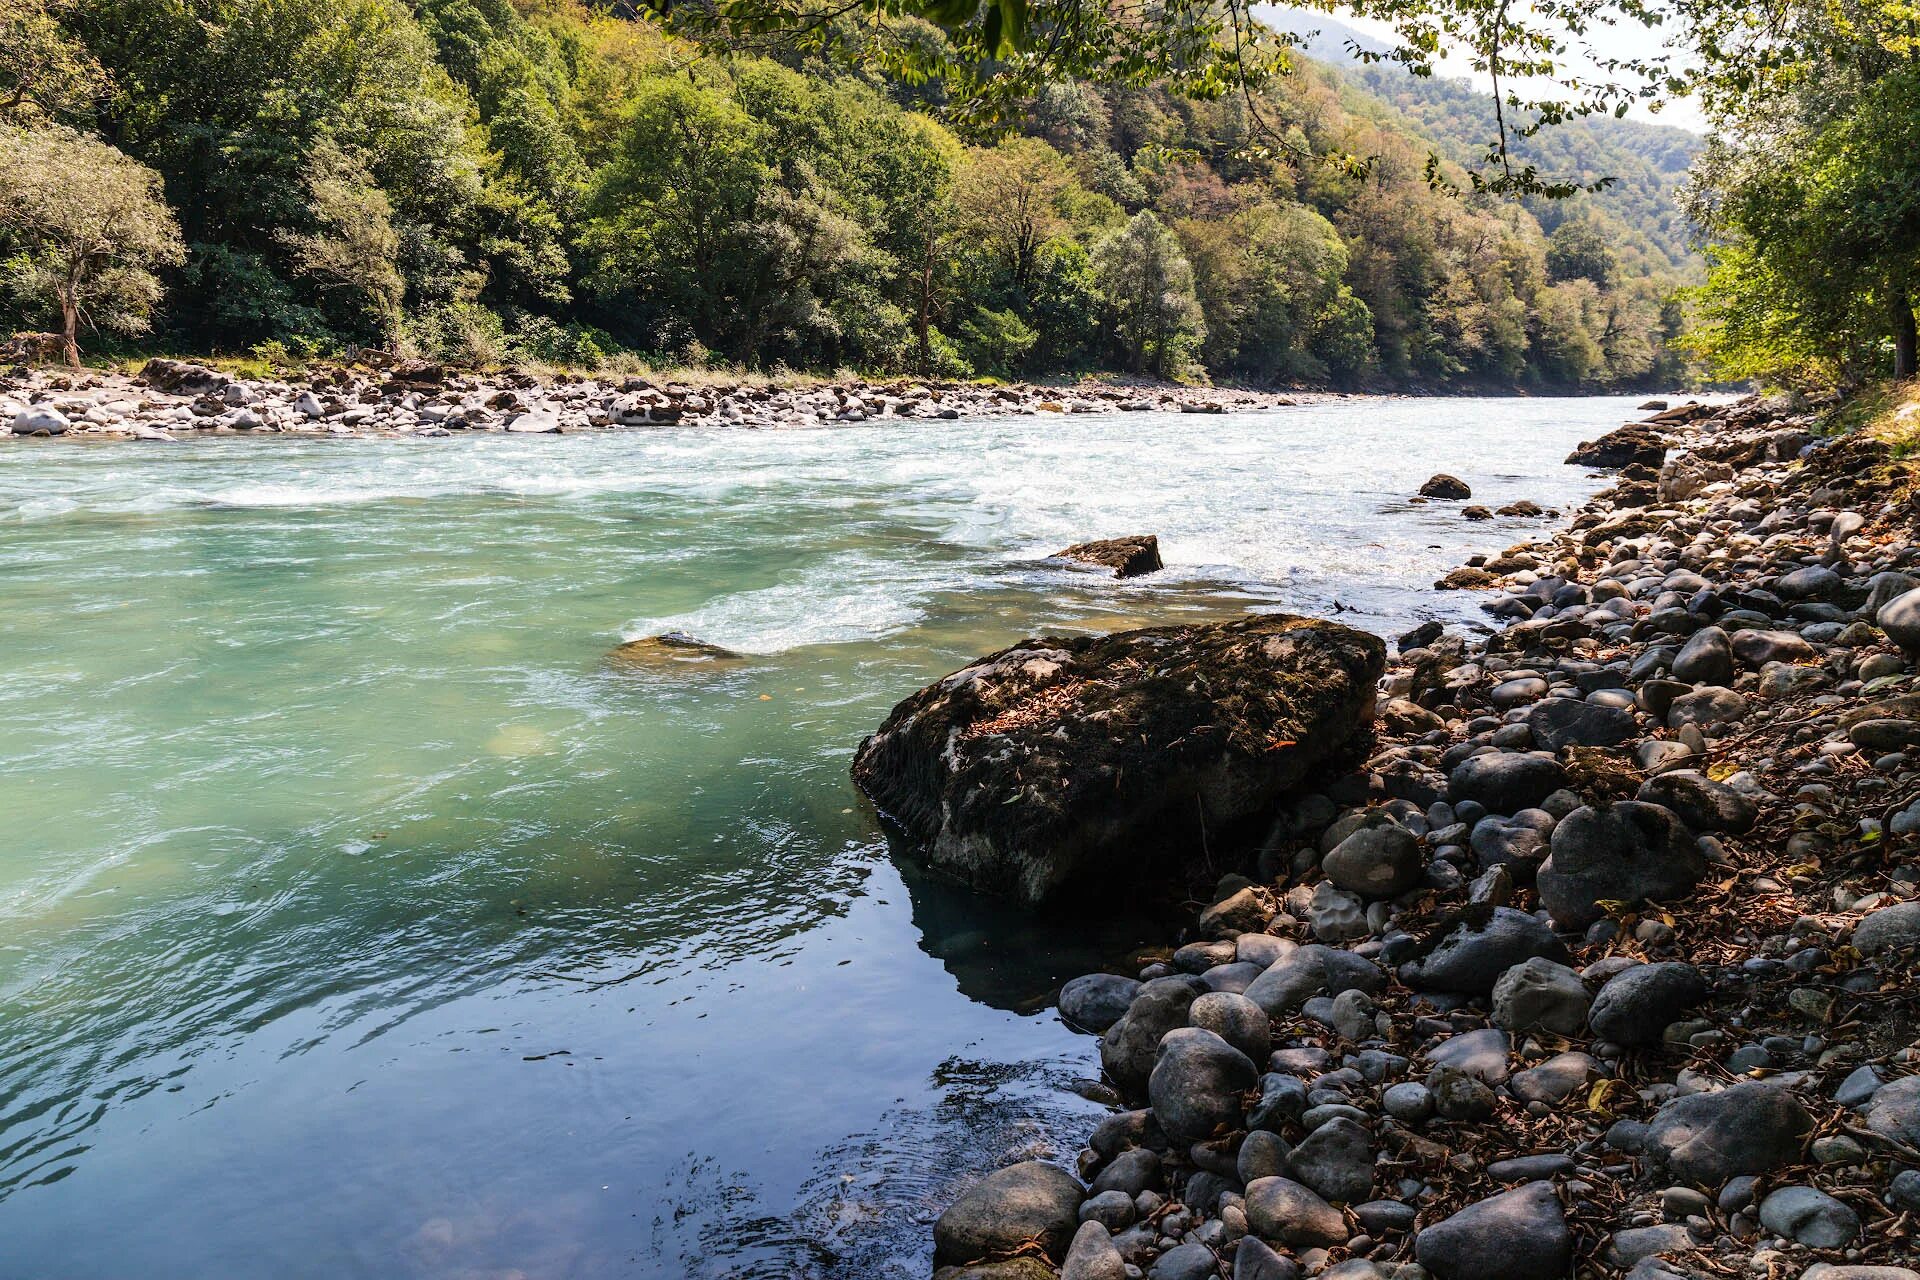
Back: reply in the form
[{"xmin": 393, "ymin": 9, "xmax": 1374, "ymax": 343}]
[
  {"xmin": 0, "ymin": 0, "xmax": 106, "ymax": 123},
  {"xmin": 0, "ymin": 124, "xmax": 183, "ymax": 366},
  {"xmin": 1687, "ymin": 61, "xmax": 1920, "ymax": 384},
  {"xmin": 1091, "ymin": 210, "xmax": 1203, "ymax": 377},
  {"xmin": 279, "ymin": 141, "xmax": 405, "ymax": 339},
  {"xmin": 1546, "ymin": 217, "xmax": 1617, "ymax": 286},
  {"xmin": 955, "ymin": 138, "xmax": 1077, "ymax": 297}
]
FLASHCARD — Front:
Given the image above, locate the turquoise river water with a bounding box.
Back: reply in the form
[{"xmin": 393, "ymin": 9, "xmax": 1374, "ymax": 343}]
[{"xmin": 0, "ymin": 396, "xmax": 1645, "ymax": 1277}]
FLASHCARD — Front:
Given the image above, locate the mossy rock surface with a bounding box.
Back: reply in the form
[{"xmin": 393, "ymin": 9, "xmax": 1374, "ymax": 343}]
[{"xmin": 852, "ymin": 613, "xmax": 1384, "ymax": 906}]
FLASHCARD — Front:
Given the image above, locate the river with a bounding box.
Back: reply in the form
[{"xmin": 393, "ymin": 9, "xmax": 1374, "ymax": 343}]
[{"xmin": 0, "ymin": 395, "xmax": 1644, "ymax": 1277}]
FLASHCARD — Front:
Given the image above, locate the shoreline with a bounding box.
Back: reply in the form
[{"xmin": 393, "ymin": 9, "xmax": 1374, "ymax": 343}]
[
  {"xmin": 3, "ymin": 358, "xmax": 1349, "ymax": 442},
  {"xmin": 2, "ymin": 358, "xmax": 1703, "ymax": 443},
  {"xmin": 922, "ymin": 394, "xmax": 1920, "ymax": 1280}
]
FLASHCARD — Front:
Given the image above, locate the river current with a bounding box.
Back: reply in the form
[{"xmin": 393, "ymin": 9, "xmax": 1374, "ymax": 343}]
[{"xmin": 0, "ymin": 396, "xmax": 1646, "ymax": 1276}]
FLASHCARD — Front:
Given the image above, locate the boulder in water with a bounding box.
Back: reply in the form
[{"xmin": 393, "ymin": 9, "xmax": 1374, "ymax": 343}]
[
  {"xmin": 852, "ymin": 614, "xmax": 1384, "ymax": 905},
  {"xmin": 606, "ymin": 632, "xmax": 745, "ymax": 669},
  {"xmin": 1565, "ymin": 423, "xmax": 1666, "ymax": 469},
  {"xmin": 1419, "ymin": 474, "xmax": 1472, "ymax": 499},
  {"xmin": 1053, "ymin": 535, "xmax": 1164, "ymax": 578}
]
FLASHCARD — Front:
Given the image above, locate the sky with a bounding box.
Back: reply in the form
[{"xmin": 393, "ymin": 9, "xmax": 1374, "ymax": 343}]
[{"xmin": 1263, "ymin": 3, "xmax": 1710, "ymax": 133}]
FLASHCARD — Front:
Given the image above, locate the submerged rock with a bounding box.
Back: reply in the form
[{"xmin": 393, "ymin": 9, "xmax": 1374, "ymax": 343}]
[
  {"xmin": 606, "ymin": 631, "xmax": 745, "ymax": 669},
  {"xmin": 1053, "ymin": 535, "xmax": 1164, "ymax": 578},
  {"xmin": 852, "ymin": 614, "xmax": 1384, "ymax": 905}
]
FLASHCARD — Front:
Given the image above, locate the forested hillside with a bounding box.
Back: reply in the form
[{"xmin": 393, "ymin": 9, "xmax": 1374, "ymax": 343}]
[
  {"xmin": 1264, "ymin": 6, "xmax": 1703, "ymax": 272},
  {"xmin": 1, "ymin": 0, "xmax": 1694, "ymax": 389}
]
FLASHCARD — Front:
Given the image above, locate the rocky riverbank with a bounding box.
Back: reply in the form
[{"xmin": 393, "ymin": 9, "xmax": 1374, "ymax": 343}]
[
  {"xmin": 909, "ymin": 393, "xmax": 1920, "ymax": 1280},
  {"xmin": 0, "ymin": 358, "xmax": 1323, "ymax": 441}
]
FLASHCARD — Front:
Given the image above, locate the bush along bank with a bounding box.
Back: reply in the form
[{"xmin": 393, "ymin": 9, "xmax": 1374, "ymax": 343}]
[
  {"xmin": 0, "ymin": 358, "xmax": 1316, "ymax": 440},
  {"xmin": 899, "ymin": 394, "xmax": 1920, "ymax": 1280}
]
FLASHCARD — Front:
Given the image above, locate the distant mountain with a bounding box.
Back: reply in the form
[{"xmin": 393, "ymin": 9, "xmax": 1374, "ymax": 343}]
[{"xmin": 1260, "ymin": 6, "xmax": 1703, "ymax": 270}]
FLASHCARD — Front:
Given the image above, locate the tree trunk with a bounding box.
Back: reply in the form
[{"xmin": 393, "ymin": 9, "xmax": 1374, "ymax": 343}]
[
  {"xmin": 916, "ymin": 224, "xmax": 935, "ymax": 372},
  {"xmin": 1894, "ymin": 290, "xmax": 1917, "ymax": 381},
  {"xmin": 59, "ymin": 290, "xmax": 80, "ymax": 370}
]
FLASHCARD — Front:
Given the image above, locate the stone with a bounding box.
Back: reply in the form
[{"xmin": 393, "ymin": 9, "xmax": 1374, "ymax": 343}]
[
  {"xmin": 1079, "ymin": 1190, "xmax": 1135, "ymax": 1229},
  {"xmin": 1406, "ymin": 906, "xmax": 1571, "ymax": 996},
  {"xmin": 1666, "ymin": 686, "xmax": 1749, "ymax": 731},
  {"xmin": 1537, "ymin": 801, "xmax": 1707, "ymax": 930},
  {"xmin": 1323, "ymin": 818, "xmax": 1424, "ymax": 898},
  {"xmin": 1635, "ymin": 771, "xmax": 1758, "ymax": 833},
  {"xmin": 1567, "ymin": 423, "xmax": 1667, "ymax": 469},
  {"xmin": 852, "ymin": 615, "xmax": 1384, "ymax": 905},
  {"xmin": 1863, "ymin": 1075, "xmax": 1920, "ymax": 1147},
  {"xmin": 1061, "ymin": 1220, "xmax": 1127, "ymax": 1280},
  {"xmin": 1658, "ymin": 452, "xmax": 1733, "ymax": 502},
  {"xmin": 10, "ymin": 405, "xmax": 69, "ymax": 435},
  {"xmin": 1673, "ymin": 626, "xmax": 1735, "ymax": 685},
  {"xmin": 1527, "ymin": 698, "xmax": 1637, "ymax": 752},
  {"xmin": 1605, "ymin": 1223, "xmax": 1694, "ymax": 1266},
  {"xmin": 1488, "ymin": 1153, "xmax": 1573, "ymax": 1182},
  {"xmin": 1089, "ymin": 1110, "xmax": 1164, "ymax": 1160},
  {"xmin": 1355, "ymin": 1199, "xmax": 1418, "ymax": 1234},
  {"xmin": 1420, "ymin": 474, "xmax": 1472, "ymax": 499},
  {"xmin": 1286, "ymin": 1116, "xmax": 1374, "ymax": 1204},
  {"xmin": 1731, "ymin": 629, "xmax": 1817, "ymax": 667},
  {"xmin": 1777, "ymin": 565, "xmax": 1844, "ymax": 600},
  {"xmin": 1100, "ymin": 975, "xmax": 1205, "ymax": 1097},
  {"xmin": 1834, "ymin": 1065, "xmax": 1884, "ymax": 1108},
  {"xmin": 1448, "ymin": 752, "xmax": 1568, "ymax": 815},
  {"xmin": 1644, "ymin": 1083, "xmax": 1813, "ymax": 1183},
  {"xmin": 1239, "ymin": 1128, "xmax": 1293, "ymax": 1183},
  {"xmin": 1877, "ymin": 586, "xmax": 1920, "ymax": 655},
  {"xmin": 1849, "ymin": 717, "xmax": 1920, "ymax": 752},
  {"xmin": 1429, "ymin": 1065, "xmax": 1497, "ymax": 1119},
  {"xmin": 1470, "ymin": 811, "xmax": 1556, "ymax": 875},
  {"xmin": 505, "ymin": 411, "xmax": 562, "ymax": 433},
  {"xmin": 1758, "ymin": 1186, "xmax": 1860, "ymax": 1248},
  {"xmin": 1382, "ymin": 1081, "xmax": 1434, "ymax": 1122},
  {"xmin": 1244, "ymin": 1176, "xmax": 1348, "ymax": 1248},
  {"xmin": 1198, "ymin": 886, "xmax": 1272, "ymax": 936},
  {"xmin": 1491, "ymin": 957, "xmax": 1590, "ymax": 1035},
  {"xmin": 1188, "ymin": 991, "xmax": 1272, "ymax": 1064},
  {"xmin": 1509, "ymin": 1051, "xmax": 1603, "ymax": 1105},
  {"xmin": 1308, "ymin": 881, "xmax": 1370, "ymax": 942},
  {"xmin": 1061, "ymin": 973, "xmax": 1141, "ymax": 1033},
  {"xmin": 934, "ymin": 1160, "xmax": 1085, "ymax": 1265},
  {"xmin": 1148, "ymin": 1242, "xmax": 1216, "ymax": 1280},
  {"xmin": 1414, "ymin": 1182, "xmax": 1572, "ymax": 1280},
  {"xmin": 933, "ymin": 1261, "xmax": 1057, "ymax": 1280},
  {"xmin": 1233, "ymin": 1237, "xmax": 1299, "ymax": 1280},
  {"xmin": 1587, "ymin": 963, "xmax": 1710, "ymax": 1046},
  {"xmin": 1148, "ymin": 1028, "xmax": 1258, "ymax": 1145},
  {"xmin": 607, "ymin": 632, "xmax": 745, "ymax": 668},
  {"xmin": 1054, "ymin": 535, "xmax": 1164, "ymax": 578},
  {"xmin": 1247, "ymin": 1073, "xmax": 1309, "ymax": 1131},
  {"xmin": 1852, "ymin": 901, "xmax": 1920, "ymax": 955},
  {"xmin": 1090, "ymin": 1148, "xmax": 1160, "ymax": 1197},
  {"xmin": 1428, "ymin": 1027, "xmax": 1512, "ymax": 1083},
  {"xmin": 1243, "ymin": 944, "xmax": 1384, "ymax": 1016},
  {"xmin": 1800, "ymin": 1269, "xmax": 1920, "ymax": 1280}
]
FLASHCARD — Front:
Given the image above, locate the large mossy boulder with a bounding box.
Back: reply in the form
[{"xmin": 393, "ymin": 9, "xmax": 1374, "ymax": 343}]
[{"xmin": 852, "ymin": 614, "xmax": 1385, "ymax": 905}]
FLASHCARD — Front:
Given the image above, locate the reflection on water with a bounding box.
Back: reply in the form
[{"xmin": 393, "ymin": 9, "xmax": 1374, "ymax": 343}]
[{"xmin": 0, "ymin": 398, "xmax": 1643, "ymax": 1276}]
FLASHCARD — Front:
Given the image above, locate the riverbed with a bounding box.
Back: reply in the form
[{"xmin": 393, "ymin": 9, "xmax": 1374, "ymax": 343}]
[{"xmin": 0, "ymin": 396, "xmax": 1649, "ymax": 1277}]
